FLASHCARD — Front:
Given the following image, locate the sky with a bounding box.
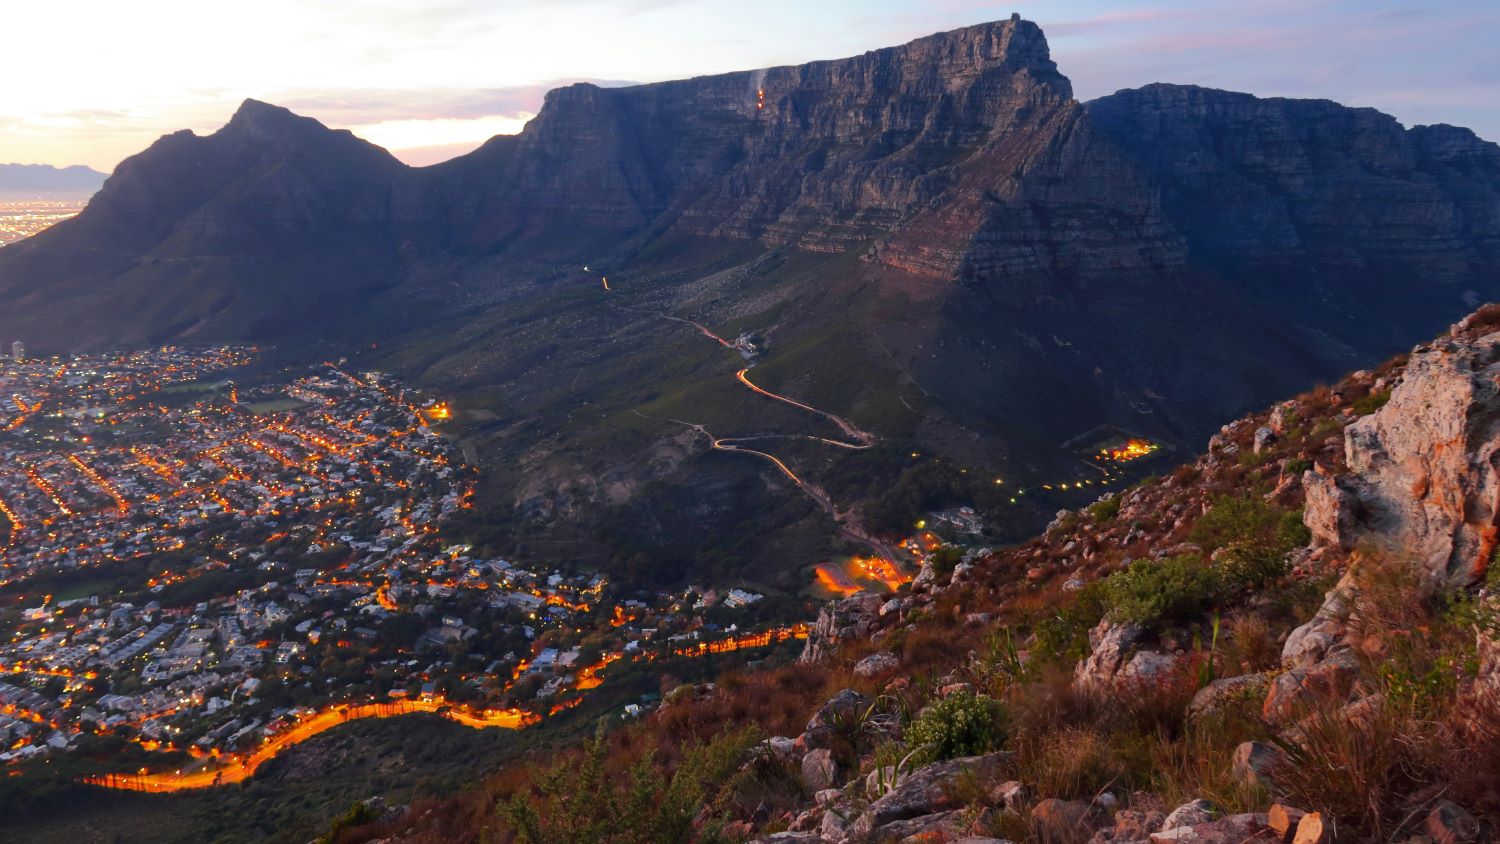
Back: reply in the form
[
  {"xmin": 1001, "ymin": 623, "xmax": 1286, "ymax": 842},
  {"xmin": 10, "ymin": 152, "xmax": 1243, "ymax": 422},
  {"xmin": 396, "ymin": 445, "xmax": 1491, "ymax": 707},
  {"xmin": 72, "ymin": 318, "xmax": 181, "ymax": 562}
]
[{"xmin": 3, "ymin": 0, "xmax": 1497, "ymax": 172}]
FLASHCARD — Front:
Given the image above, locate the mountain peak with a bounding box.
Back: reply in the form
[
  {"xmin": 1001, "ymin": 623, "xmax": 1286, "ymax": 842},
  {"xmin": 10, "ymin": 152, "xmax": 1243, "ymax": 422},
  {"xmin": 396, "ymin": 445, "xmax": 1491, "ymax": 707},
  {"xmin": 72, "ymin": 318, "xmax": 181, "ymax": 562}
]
[{"xmin": 222, "ymin": 98, "xmax": 327, "ymax": 141}]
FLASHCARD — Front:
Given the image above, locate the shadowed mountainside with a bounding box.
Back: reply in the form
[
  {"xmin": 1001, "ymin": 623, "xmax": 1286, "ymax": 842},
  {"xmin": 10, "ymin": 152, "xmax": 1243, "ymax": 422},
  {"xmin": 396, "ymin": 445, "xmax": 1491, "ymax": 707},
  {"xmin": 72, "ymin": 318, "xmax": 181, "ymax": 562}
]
[{"xmin": 2, "ymin": 17, "xmax": 1499, "ymax": 576}]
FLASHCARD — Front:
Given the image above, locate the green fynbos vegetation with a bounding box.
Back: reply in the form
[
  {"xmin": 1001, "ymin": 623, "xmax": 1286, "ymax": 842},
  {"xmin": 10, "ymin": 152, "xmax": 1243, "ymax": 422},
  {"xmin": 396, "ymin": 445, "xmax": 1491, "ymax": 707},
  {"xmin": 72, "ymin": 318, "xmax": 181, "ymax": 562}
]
[{"xmin": 904, "ymin": 690, "xmax": 1008, "ymax": 766}]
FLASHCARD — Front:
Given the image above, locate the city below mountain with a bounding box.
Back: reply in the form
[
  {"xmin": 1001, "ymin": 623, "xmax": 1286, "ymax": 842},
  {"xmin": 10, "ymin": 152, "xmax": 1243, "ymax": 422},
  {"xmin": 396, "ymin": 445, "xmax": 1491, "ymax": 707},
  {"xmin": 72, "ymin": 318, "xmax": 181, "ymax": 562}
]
[{"xmin": 3, "ymin": 12, "xmax": 1500, "ymax": 844}]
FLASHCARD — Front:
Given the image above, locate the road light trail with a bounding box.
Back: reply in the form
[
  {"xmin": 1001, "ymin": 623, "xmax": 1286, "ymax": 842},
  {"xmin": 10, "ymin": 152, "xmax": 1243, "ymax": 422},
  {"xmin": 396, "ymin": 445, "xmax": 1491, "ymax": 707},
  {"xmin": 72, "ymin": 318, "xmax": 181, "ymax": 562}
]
[
  {"xmin": 626, "ymin": 307, "xmax": 900, "ymax": 565},
  {"xmin": 68, "ymin": 454, "xmax": 129, "ymax": 514},
  {"xmin": 0, "ymin": 494, "xmax": 23, "ymax": 539},
  {"xmin": 734, "ymin": 367, "xmax": 874, "ymax": 447},
  {"xmin": 83, "ymin": 697, "xmax": 537, "ymax": 793},
  {"xmin": 24, "ymin": 464, "xmax": 74, "ymax": 518}
]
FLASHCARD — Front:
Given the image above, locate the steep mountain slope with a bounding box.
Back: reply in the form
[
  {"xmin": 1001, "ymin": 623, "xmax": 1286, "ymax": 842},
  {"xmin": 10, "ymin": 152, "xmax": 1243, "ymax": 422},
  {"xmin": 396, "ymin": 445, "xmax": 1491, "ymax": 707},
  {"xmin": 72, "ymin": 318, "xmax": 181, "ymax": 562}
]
[
  {"xmin": 0, "ymin": 101, "xmax": 415, "ymax": 346},
  {"xmin": 324, "ymin": 306, "xmax": 1500, "ymax": 844},
  {"xmin": 1088, "ymin": 83, "xmax": 1500, "ymax": 348},
  {"xmin": 414, "ymin": 17, "xmax": 1181, "ymax": 275},
  {"xmin": 2, "ymin": 18, "xmax": 1500, "ymax": 577}
]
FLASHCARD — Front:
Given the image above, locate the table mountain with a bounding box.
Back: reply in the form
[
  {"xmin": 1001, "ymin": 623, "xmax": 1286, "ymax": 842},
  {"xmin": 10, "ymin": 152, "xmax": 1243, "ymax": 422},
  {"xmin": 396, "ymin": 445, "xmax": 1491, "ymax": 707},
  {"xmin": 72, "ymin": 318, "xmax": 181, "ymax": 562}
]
[{"xmin": 2, "ymin": 16, "xmax": 1498, "ymax": 568}]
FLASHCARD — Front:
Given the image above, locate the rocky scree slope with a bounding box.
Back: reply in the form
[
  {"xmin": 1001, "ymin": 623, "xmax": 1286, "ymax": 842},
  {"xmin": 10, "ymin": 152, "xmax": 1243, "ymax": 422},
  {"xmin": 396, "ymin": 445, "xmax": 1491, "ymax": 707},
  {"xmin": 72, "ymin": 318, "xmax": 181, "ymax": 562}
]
[{"xmin": 349, "ymin": 308, "xmax": 1500, "ymax": 844}]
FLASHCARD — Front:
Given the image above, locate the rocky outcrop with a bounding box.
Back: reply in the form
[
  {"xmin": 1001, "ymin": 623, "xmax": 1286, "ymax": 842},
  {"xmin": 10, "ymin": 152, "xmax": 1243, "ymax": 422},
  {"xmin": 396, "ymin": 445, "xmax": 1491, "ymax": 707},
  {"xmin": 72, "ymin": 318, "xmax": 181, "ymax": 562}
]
[
  {"xmin": 1303, "ymin": 314, "xmax": 1500, "ymax": 589},
  {"xmin": 1074, "ymin": 620, "xmax": 1145, "ymax": 693},
  {"xmin": 1186, "ymin": 673, "xmax": 1272, "ymax": 723},
  {"xmin": 1074, "ymin": 620, "xmax": 1179, "ymax": 694},
  {"xmin": 800, "ymin": 595, "xmax": 882, "ymax": 663}
]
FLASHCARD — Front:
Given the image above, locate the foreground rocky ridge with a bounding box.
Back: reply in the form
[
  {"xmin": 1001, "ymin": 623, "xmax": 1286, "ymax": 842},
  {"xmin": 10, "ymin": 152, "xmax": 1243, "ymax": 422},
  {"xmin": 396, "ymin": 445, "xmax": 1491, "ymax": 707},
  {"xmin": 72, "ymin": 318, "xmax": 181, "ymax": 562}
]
[{"xmin": 343, "ymin": 308, "xmax": 1500, "ymax": 844}]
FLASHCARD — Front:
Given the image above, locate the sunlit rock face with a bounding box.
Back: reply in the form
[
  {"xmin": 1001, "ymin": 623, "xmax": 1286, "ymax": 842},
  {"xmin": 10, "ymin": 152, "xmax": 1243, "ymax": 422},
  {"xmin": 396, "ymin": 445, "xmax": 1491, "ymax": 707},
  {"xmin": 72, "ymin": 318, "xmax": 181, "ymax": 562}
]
[{"xmin": 1305, "ymin": 310, "xmax": 1500, "ymax": 589}]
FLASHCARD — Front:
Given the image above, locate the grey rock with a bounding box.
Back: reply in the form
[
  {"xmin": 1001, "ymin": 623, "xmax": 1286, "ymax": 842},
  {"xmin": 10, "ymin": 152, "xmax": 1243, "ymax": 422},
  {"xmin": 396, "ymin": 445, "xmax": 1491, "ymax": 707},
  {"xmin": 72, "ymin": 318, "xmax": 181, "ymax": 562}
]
[
  {"xmin": 1304, "ymin": 326, "xmax": 1500, "ymax": 588},
  {"xmin": 1231, "ymin": 741, "xmax": 1284, "ymax": 793},
  {"xmin": 1426, "ymin": 799, "xmax": 1482, "ymax": 844},
  {"xmin": 1161, "ymin": 800, "xmax": 1218, "ymax": 832},
  {"xmin": 1074, "ymin": 620, "xmax": 1146, "ymax": 694},
  {"xmin": 1150, "ymin": 813, "xmax": 1269, "ymax": 844},
  {"xmin": 1254, "ymin": 426, "xmax": 1277, "ymax": 454},
  {"xmin": 849, "ymin": 751, "xmax": 1009, "ymax": 836},
  {"xmin": 801, "ymin": 594, "xmax": 883, "ymax": 663},
  {"xmin": 853, "ymin": 651, "xmax": 901, "ymax": 679},
  {"xmin": 868, "ymin": 810, "xmax": 963, "ymax": 840},
  {"xmin": 801, "ymin": 748, "xmax": 839, "ymax": 793},
  {"xmin": 1187, "ymin": 673, "xmax": 1272, "ymax": 722}
]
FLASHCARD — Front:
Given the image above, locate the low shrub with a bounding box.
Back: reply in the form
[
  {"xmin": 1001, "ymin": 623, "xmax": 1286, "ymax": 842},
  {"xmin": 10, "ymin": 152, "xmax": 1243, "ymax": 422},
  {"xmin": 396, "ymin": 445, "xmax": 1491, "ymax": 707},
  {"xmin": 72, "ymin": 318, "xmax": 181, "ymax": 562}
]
[
  {"xmin": 1099, "ymin": 555, "xmax": 1223, "ymax": 629},
  {"xmin": 1188, "ymin": 494, "xmax": 1308, "ymax": 557},
  {"xmin": 1216, "ymin": 541, "xmax": 1293, "ymax": 595},
  {"xmin": 905, "ymin": 690, "xmax": 1008, "ymax": 766},
  {"xmin": 1351, "ymin": 389, "xmax": 1392, "ymax": 416},
  {"xmin": 503, "ymin": 724, "xmax": 760, "ymax": 844},
  {"xmin": 929, "ymin": 545, "xmax": 965, "ymax": 577},
  {"xmin": 1088, "ymin": 496, "xmax": 1122, "ymax": 524},
  {"xmin": 1031, "ymin": 584, "xmax": 1109, "ymax": 664}
]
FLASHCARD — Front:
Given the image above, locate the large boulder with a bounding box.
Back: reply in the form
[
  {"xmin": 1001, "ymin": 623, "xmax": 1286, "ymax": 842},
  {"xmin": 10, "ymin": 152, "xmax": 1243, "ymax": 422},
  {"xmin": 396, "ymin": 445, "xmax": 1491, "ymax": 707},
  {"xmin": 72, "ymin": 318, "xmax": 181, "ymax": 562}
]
[
  {"xmin": 802, "ymin": 688, "xmax": 874, "ymax": 750},
  {"xmin": 1231, "ymin": 741, "xmax": 1284, "ymax": 793},
  {"xmin": 801, "ymin": 748, "xmax": 840, "ymax": 793},
  {"xmin": 853, "ymin": 651, "xmax": 902, "ymax": 679},
  {"xmin": 1307, "ymin": 324, "xmax": 1500, "ymax": 590},
  {"xmin": 1160, "ymin": 800, "xmax": 1218, "ymax": 831},
  {"xmin": 1263, "ymin": 650, "xmax": 1360, "ymax": 723},
  {"xmin": 866, "ymin": 809, "xmax": 965, "ymax": 840},
  {"xmin": 1300, "ymin": 471, "xmax": 1361, "ymax": 551}
]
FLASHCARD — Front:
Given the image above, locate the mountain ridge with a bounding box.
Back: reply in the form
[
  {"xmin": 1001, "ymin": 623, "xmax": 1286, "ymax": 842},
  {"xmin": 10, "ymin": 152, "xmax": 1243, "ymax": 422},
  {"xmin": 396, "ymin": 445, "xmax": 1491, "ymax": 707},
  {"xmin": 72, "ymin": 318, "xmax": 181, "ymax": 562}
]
[
  {"xmin": 2, "ymin": 17, "xmax": 1499, "ymax": 580},
  {"xmin": 0, "ymin": 162, "xmax": 108, "ymax": 198}
]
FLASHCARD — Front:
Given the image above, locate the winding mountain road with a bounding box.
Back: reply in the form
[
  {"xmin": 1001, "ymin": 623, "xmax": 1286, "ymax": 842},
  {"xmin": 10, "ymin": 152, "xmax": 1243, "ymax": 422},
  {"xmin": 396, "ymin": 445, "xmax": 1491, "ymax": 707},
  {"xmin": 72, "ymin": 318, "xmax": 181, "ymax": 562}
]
[{"xmin": 626, "ymin": 305, "xmax": 897, "ymax": 564}]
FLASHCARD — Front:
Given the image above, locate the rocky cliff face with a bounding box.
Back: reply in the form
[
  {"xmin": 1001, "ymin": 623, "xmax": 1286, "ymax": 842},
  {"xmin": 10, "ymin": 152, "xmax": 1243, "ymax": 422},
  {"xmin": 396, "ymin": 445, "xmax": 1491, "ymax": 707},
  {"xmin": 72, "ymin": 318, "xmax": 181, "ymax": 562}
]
[
  {"xmin": 1089, "ymin": 84, "xmax": 1500, "ymax": 344},
  {"xmin": 425, "ymin": 17, "xmax": 1183, "ymax": 280}
]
